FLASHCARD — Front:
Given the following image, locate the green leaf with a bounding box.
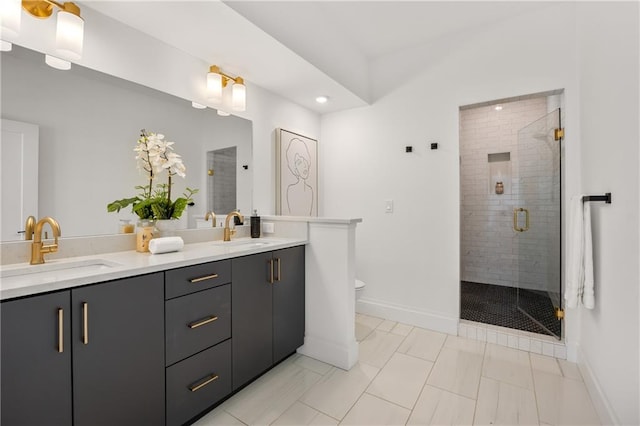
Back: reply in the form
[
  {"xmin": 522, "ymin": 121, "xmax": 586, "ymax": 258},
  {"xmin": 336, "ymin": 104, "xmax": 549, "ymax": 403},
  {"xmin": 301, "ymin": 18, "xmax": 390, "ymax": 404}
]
[
  {"xmin": 107, "ymin": 197, "xmax": 139, "ymax": 213},
  {"xmin": 171, "ymin": 198, "xmax": 188, "ymax": 219}
]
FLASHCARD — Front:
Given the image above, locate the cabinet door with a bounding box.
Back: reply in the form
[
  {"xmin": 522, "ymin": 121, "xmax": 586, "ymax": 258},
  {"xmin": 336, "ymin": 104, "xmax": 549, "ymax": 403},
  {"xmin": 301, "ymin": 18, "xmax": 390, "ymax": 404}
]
[
  {"xmin": 273, "ymin": 246, "xmax": 306, "ymax": 363},
  {"xmin": 1, "ymin": 291, "xmax": 72, "ymax": 426},
  {"xmin": 232, "ymin": 252, "xmax": 273, "ymax": 390},
  {"xmin": 72, "ymin": 273, "xmax": 165, "ymax": 426}
]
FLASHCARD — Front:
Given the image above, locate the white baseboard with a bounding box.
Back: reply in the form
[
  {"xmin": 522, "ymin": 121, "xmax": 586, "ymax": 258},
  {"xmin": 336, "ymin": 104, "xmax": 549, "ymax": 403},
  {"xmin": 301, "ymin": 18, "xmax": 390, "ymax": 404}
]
[
  {"xmin": 356, "ymin": 297, "xmax": 458, "ymax": 335},
  {"xmin": 298, "ymin": 333, "xmax": 359, "ymax": 371},
  {"xmin": 577, "ymin": 346, "xmax": 619, "ymax": 425}
]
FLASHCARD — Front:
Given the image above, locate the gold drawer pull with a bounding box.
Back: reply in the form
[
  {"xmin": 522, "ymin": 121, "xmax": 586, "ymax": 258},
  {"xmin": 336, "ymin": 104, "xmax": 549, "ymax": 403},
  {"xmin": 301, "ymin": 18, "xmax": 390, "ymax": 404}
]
[
  {"xmin": 189, "ymin": 374, "xmax": 219, "ymax": 392},
  {"xmin": 268, "ymin": 259, "xmax": 274, "ymax": 284},
  {"xmin": 82, "ymin": 302, "xmax": 88, "ymax": 345},
  {"xmin": 57, "ymin": 308, "xmax": 64, "ymax": 353},
  {"xmin": 188, "ymin": 315, "xmax": 219, "ymax": 329},
  {"xmin": 189, "ymin": 273, "xmax": 219, "ymax": 283}
]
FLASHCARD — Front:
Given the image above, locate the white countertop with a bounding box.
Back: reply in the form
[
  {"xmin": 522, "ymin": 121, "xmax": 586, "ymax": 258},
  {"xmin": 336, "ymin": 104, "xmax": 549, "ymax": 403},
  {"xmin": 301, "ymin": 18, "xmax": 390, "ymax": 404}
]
[{"xmin": 0, "ymin": 237, "xmax": 307, "ymax": 301}]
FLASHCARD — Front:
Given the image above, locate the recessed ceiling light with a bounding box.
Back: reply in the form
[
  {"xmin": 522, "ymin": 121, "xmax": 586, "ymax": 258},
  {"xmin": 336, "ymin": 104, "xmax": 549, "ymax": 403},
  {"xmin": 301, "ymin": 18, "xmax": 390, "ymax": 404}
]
[
  {"xmin": 191, "ymin": 101, "xmax": 207, "ymax": 109},
  {"xmin": 315, "ymin": 96, "xmax": 329, "ymax": 104},
  {"xmin": 217, "ymin": 109, "xmax": 230, "ymax": 117},
  {"xmin": 494, "ymin": 105, "xmax": 503, "ymax": 111}
]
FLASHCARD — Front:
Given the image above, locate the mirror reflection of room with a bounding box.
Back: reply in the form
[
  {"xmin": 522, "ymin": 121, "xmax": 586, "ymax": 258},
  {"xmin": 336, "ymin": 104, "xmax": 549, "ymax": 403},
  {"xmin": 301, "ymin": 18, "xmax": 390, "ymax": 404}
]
[{"xmin": 0, "ymin": 45, "xmax": 252, "ymax": 240}]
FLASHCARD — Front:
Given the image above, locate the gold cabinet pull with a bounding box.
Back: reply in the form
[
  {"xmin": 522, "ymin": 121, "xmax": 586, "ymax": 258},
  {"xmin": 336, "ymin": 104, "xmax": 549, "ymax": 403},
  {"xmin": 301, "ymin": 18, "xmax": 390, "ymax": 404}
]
[
  {"xmin": 275, "ymin": 258, "xmax": 281, "ymax": 282},
  {"xmin": 82, "ymin": 302, "xmax": 88, "ymax": 345},
  {"xmin": 188, "ymin": 373, "xmax": 219, "ymax": 392},
  {"xmin": 268, "ymin": 259, "xmax": 274, "ymax": 284},
  {"xmin": 189, "ymin": 273, "xmax": 219, "ymax": 283},
  {"xmin": 513, "ymin": 208, "xmax": 530, "ymax": 232},
  {"xmin": 57, "ymin": 308, "xmax": 64, "ymax": 353},
  {"xmin": 187, "ymin": 315, "xmax": 219, "ymax": 329}
]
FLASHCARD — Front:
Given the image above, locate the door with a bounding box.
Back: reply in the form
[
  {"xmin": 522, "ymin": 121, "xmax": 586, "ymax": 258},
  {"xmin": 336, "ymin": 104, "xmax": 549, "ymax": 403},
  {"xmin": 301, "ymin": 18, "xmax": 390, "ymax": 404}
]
[
  {"xmin": 72, "ymin": 273, "xmax": 165, "ymax": 426},
  {"xmin": 515, "ymin": 109, "xmax": 562, "ymax": 339},
  {"xmin": 1, "ymin": 119, "xmax": 38, "ymax": 241},
  {"xmin": 273, "ymin": 246, "xmax": 305, "ymax": 363},
  {"xmin": 1, "ymin": 291, "xmax": 72, "ymax": 426},
  {"xmin": 232, "ymin": 252, "xmax": 273, "ymax": 390}
]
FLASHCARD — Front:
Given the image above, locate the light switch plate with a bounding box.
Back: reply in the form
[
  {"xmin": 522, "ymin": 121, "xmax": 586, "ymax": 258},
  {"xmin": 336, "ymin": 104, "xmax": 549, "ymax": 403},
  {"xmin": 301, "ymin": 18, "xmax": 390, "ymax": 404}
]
[{"xmin": 385, "ymin": 199, "xmax": 394, "ymax": 213}]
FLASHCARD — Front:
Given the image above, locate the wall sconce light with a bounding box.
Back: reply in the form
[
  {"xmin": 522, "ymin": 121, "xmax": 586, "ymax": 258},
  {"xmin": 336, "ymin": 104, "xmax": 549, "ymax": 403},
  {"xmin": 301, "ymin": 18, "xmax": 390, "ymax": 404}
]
[
  {"xmin": 2, "ymin": 0, "xmax": 84, "ymax": 66},
  {"xmin": 207, "ymin": 65, "xmax": 246, "ymax": 112}
]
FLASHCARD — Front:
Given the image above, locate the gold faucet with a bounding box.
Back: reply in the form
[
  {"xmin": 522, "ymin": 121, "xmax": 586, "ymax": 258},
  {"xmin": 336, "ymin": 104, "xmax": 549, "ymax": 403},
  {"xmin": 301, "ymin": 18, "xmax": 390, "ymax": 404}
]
[
  {"xmin": 204, "ymin": 211, "xmax": 217, "ymax": 227},
  {"xmin": 223, "ymin": 210, "xmax": 244, "ymax": 241},
  {"xmin": 31, "ymin": 217, "xmax": 61, "ymax": 265},
  {"xmin": 24, "ymin": 215, "xmax": 36, "ymax": 240}
]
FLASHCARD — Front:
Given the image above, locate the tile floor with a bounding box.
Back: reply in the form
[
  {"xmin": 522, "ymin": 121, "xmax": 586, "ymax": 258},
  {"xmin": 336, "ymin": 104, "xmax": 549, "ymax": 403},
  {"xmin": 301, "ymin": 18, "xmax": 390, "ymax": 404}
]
[{"xmin": 194, "ymin": 314, "xmax": 600, "ymax": 426}]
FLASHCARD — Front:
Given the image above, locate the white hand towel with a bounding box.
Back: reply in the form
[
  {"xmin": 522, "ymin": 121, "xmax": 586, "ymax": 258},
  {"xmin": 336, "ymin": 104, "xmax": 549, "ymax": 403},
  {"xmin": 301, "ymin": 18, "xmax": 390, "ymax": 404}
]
[
  {"xmin": 564, "ymin": 195, "xmax": 595, "ymax": 309},
  {"xmin": 565, "ymin": 195, "xmax": 584, "ymax": 308},
  {"xmin": 582, "ymin": 201, "xmax": 595, "ymax": 309},
  {"xmin": 149, "ymin": 236, "xmax": 184, "ymax": 254}
]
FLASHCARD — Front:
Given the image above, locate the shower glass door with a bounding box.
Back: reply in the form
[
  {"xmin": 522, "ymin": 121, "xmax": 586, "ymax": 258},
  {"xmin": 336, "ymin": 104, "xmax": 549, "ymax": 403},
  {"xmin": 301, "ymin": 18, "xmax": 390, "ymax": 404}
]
[{"xmin": 515, "ymin": 108, "xmax": 562, "ymax": 339}]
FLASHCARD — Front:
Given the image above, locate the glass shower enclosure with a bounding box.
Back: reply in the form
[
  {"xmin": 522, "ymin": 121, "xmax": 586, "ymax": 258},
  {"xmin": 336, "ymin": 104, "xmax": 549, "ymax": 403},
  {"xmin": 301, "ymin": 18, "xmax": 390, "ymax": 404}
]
[{"xmin": 514, "ymin": 108, "xmax": 562, "ymax": 339}]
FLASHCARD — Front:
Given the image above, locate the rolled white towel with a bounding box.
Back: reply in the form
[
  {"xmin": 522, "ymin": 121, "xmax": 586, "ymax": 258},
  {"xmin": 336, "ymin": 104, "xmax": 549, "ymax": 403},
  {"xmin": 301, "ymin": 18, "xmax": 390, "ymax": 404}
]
[{"xmin": 149, "ymin": 236, "xmax": 184, "ymax": 254}]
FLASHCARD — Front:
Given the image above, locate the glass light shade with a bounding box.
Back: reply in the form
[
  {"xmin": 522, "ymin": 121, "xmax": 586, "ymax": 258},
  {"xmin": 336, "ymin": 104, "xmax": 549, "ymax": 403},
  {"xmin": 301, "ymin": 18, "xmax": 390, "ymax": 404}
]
[
  {"xmin": 56, "ymin": 10, "xmax": 84, "ymax": 61},
  {"xmin": 207, "ymin": 72, "xmax": 223, "ymax": 103},
  {"xmin": 45, "ymin": 55, "xmax": 72, "ymax": 70},
  {"xmin": 0, "ymin": 0, "xmax": 21, "ymax": 38},
  {"xmin": 232, "ymin": 82, "xmax": 246, "ymax": 111},
  {"xmin": 0, "ymin": 40, "xmax": 12, "ymax": 51}
]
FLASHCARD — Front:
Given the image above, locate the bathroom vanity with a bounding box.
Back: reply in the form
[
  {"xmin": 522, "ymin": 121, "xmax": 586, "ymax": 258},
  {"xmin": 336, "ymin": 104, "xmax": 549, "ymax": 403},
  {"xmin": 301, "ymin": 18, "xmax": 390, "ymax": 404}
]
[
  {"xmin": 0, "ymin": 215, "xmax": 361, "ymax": 426},
  {"xmin": 1, "ymin": 239, "xmax": 305, "ymax": 426}
]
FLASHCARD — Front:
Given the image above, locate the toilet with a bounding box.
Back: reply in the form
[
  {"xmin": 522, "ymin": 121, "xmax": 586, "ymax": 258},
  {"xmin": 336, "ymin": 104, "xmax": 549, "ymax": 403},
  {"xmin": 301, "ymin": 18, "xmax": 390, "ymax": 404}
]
[{"xmin": 355, "ymin": 279, "xmax": 366, "ymax": 301}]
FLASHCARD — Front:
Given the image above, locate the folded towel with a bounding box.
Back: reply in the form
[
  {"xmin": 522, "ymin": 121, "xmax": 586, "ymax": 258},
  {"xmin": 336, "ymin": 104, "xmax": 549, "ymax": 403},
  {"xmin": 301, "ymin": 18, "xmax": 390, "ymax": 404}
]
[
  {"xmin": 565, "ymin": 195, "xmax": 595, "ymax": 309},
  {"xmin": 149, "ymin": 236, "xmax": 184, "ymax": 254},
  {"xmin": 582, "ymin": 201, "xmax": 595, "ymax": 308}
]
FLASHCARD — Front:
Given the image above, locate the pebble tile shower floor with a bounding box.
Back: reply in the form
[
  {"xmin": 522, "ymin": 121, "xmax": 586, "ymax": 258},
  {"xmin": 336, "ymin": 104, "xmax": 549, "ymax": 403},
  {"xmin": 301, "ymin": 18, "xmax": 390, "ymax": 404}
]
[{"xmin": 460, "ymin": 281, "xmax": 561, "ymax": 337}]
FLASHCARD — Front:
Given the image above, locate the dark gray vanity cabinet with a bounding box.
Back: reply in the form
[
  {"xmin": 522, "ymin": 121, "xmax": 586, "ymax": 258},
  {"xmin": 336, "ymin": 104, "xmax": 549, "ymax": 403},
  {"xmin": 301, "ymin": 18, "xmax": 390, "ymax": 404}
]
[
  {"xmin": 1, "ymin": 291, "xmax": 73, "ymax": 426},
  {"xmin": 232, "ymin": 246, "xmax": 305, "ymax": 390},
  {"xmin": 165, "ymin": 260, "xmax": 232, "ymax": 426},
  {"xmin": 72, "ymin": 273, "xmax": 165, "ymax": 426},
  {"xmin": 272, "ymin": 245, "xmax": 305, "ymax": 364},
  {"xmin": 1, "ymin": 273, "xmax": 164, "ymax": 426},
  {"xmin": 231, "ymin": 251, "xmax": 274, "ymax": 390}
]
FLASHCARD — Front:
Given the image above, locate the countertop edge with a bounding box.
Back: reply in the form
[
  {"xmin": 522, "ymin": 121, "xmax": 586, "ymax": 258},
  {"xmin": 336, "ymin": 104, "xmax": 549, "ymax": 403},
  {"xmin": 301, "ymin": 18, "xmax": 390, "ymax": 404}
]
[{"xmin": 0, "ymin": 238, "xmax": 307, "ymax": 301}]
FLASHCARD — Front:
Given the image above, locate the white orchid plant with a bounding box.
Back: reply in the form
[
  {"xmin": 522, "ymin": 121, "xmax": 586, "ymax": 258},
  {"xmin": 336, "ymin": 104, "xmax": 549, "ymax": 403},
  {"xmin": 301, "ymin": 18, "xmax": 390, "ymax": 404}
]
[{"xmin": 107, "ymin": 129, "xmax": 198, "ymax": 220}]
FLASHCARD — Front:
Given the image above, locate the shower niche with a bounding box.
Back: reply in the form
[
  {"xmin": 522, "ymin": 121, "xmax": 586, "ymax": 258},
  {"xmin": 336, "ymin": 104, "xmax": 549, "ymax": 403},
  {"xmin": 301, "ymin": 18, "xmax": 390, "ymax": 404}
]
[{"xmin": 488, "ymin": 152, "xmax": 511, "ymax": 195}]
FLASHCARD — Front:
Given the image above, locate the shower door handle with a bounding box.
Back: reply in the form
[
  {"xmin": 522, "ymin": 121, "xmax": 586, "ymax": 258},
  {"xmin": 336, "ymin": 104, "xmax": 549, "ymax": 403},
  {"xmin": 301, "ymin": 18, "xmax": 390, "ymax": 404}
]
[{"xmin": 513, "ymin": 208, "xmax": 530, "ymax": 232}]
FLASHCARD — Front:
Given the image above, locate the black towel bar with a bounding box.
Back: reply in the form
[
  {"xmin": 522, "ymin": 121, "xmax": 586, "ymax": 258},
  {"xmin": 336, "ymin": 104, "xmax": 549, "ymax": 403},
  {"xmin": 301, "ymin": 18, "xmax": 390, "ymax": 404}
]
[{"xmin": 582, "ymin": 193, "xmax": 612, "ymax": 204}]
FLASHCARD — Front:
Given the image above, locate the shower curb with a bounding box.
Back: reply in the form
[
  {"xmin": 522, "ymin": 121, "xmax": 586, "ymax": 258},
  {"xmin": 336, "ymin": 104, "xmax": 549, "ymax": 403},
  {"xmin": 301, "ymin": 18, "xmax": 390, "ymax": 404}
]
[{"xmin": 458, "ymin": 319, "xmax": 566, "ymax": 359}]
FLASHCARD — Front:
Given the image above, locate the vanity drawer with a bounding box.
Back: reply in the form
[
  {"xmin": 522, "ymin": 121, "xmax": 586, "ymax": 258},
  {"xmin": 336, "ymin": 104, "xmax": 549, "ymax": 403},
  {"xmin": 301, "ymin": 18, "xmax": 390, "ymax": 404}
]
[
  {"xmin": 165, "ymin": 259, "xmax": 231, "ymax": 299},
  {"xmin": 166, "ymin": 339, "xmax": 231, "ymax": 426},
  {"xmin": 166, "ymin": 284, "xmax": 231, "ymax": 366}
]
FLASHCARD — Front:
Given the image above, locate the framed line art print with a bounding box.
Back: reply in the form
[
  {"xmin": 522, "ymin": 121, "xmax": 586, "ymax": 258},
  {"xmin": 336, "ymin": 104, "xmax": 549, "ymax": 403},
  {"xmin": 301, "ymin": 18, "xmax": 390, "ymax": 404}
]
[{"xmin": 275, "ymin": 128, "xmax": 318, "ymax": 216}]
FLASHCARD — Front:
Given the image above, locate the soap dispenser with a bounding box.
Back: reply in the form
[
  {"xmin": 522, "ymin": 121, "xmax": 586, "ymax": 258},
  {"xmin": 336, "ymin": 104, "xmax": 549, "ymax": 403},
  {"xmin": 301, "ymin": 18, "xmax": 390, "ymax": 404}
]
[{"xmin": 250, "ymin": 209, "xmax": 261, "ymax": 238}]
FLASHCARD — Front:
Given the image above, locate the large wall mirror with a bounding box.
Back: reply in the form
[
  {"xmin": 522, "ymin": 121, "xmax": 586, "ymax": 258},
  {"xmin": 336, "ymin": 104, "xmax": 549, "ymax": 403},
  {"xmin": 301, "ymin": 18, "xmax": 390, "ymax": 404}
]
[{"xmin": 1, "ymin": 45, "xmax": 252, "ymax": 241}]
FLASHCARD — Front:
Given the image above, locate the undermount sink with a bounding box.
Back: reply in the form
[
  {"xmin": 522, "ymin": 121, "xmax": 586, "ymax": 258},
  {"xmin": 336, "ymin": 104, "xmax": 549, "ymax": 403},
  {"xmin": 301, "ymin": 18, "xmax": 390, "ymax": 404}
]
[
  {"xmin": 0, "ymin": 259, "xmax": 121, "ymax": 289},
  {"xmin": 211, "ymin": 238, "xmax": 274, "ymax": 249}
]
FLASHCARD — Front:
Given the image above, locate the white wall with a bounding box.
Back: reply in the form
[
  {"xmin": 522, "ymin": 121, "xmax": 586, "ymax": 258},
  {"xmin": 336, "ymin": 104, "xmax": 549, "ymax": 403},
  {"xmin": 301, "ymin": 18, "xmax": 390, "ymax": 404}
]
[
  {"xmin": 575, "ymin": 3, "xmax": 639, "ymax": 425},
  {"xmin": 322, "ymin": 2, "xmax": 638, "ymax": 424},
  {"xmin": 321, "ymin": 3, "xmax": 580, "ymax": 335}
]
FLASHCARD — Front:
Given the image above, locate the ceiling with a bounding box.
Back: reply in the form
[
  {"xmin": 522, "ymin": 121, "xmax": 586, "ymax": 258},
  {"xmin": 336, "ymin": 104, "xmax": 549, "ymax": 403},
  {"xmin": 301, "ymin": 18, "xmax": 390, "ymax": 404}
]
[{"xmin": 87, "ymin": 1, "xmax": 550, "ymax": 114}]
